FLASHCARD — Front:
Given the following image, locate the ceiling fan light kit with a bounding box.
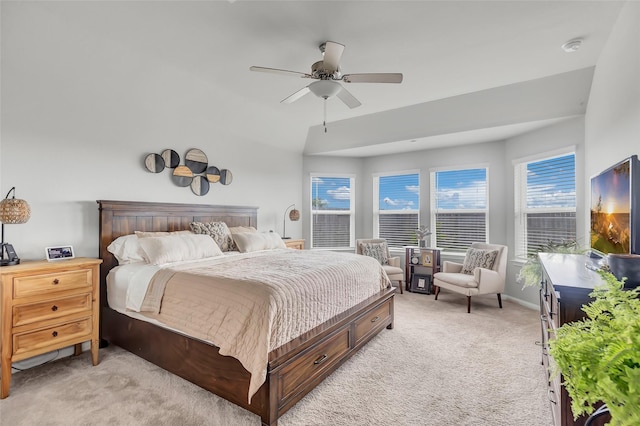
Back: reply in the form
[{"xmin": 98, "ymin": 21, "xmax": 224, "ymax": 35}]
[{"xmin": 250, "ymin": 40, "xmax": 403, "ymax": 132}]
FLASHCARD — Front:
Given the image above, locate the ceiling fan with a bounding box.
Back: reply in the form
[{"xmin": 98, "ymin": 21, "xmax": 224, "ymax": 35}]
[{"xmin": 250, "ymin": 41, "xmax": 403, "ymax": 115}]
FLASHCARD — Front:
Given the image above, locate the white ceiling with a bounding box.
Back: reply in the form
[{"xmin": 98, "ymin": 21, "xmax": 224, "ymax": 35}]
[
  {"xmin": 19, "ymin": 1, "xmax": 624, "ymax": 156},
  {"xmin": 224, "ymin": 1, "xmax": 623, "ymax": 156}
]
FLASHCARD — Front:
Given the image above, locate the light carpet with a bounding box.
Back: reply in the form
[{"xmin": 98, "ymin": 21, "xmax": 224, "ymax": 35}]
[{"xmin": 0, "ymin": 291, "xmax": 553, "ymax": 426}]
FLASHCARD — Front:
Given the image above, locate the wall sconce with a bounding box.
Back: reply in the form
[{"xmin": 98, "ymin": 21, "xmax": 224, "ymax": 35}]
[
  {"xmin": 282, "ymin": 204, "xmax": 300, "ymax": 239},
  {"xmin": 0, "ymin": 187, "xmax": 31, "ymax": 266}
]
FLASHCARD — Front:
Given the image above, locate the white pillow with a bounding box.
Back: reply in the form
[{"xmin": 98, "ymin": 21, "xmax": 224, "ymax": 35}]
[
  {"xmin": 137, "ymin": 233, "xmax": 223, "ymax": 265},
  {"xmin": 107, "ymin": 234, "xmax": 147, "ymax": 265},
  {"xmin": 233, "ymin": 232, "xmax": 287, "ymax": 253}
]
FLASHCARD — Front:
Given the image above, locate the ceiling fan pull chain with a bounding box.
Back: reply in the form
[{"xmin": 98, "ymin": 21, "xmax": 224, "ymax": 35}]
[{"xmin": 324, "ymin": 98, "xmax": 328, "ymax": 133}]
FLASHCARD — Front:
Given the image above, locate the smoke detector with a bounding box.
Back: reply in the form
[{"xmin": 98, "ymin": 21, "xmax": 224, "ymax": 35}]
[{"xmin": 562, "ymin": 38, "xmax": 583, "ymax": 53}]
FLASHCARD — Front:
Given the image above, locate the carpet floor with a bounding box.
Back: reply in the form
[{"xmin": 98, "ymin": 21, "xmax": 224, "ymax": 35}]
[{"xmin": 0, "ymin": 291, "xmax": 553, "ymax": 426}]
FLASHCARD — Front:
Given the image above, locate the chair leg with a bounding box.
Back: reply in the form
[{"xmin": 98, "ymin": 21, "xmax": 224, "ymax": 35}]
[
  {"xmin": 434, "ymin": 285, "xmax": 440, "ymax": 300},
  {"xmin": 398, "ymin": 281, "xmax": 403, "ymax": 294},
  {"xmin": 497, "ymin": 293, "xmax": 502, "ymax": 309},
  {"xmin": 467, "ymin": 296, "xmax": 471, "ymax": 313}
]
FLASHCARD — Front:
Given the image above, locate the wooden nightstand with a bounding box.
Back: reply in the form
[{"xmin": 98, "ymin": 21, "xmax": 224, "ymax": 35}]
[
  {"xmin": 283, "ymin": 239, "xmax": 305, "ymax": 250},
  {"xmin": 0, "ymin": 257, "xmax": 102, "ymax": 398}
]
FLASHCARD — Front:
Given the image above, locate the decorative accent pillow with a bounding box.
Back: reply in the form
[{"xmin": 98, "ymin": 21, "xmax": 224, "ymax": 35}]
[
  {"xmin": 228, "ymin": 226, "xmax": 258, "ymax": 251},
  {"xmin": 137, "ymin": 233, "xmax": 223, "ymax": 265},
  {"xmin": 233, "ymin": 232, "xmax": 287, "ymax": 253},
  {"xmin": 107, "ymin": 234, "xmax": 147, "ymax": 264},
  {"xmin": 461, "ymin": 248, "xmax": 499, "ymax": 275},
  {"xmin": 360, "ymin": 242, "xmax": 389, "ymax": 265},
  {"xmin": 190, "ymin": 221, "xmax": 235, "ymax": 252}
]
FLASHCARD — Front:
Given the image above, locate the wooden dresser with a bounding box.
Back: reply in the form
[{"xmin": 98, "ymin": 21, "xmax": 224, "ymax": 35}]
[
  {"xmin": 284, "ymin": 239, "xmax": 305, "ymax": 250},
  {"xmin": 0, "ymin": 257, "xmax": 102, "ymax": 398},
  {"xmin": 538, "ymin": 253, "xmax": 610, "ymax": 426}
]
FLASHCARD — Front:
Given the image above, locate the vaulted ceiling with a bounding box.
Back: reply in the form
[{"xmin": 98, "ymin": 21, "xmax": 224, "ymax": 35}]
[{"xmin": 4, "ymin": 1, "xmax": 624, "ymax": 156}]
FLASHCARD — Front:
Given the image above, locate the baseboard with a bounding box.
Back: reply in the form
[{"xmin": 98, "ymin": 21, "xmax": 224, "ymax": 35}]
[
  {"xmin": 11, "ymin": 342, "xmax": 91, "ymax": 373},
  {"xmin": 502, "ymin": 294, "xmax": 538, "ymax": 311}
]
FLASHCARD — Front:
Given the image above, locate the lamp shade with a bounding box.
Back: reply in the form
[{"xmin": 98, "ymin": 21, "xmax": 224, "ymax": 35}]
[
  {"xmin": 289, "ymin": 208, "xmax": 300, "ymax": 221},
  {"xmin": 0, "ymin": 198, "xmax": 30, "ymax": 224}
]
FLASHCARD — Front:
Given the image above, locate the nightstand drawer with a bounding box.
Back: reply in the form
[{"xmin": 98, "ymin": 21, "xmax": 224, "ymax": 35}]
[
  {"xmin": 13, "ymin": 317, "xmax": 92, "ymax": 357},
  {"xmin": 13, "ymin": 269, "xmax": 92, "ymax": 299},
  {"xmin": 13, "ymin": 293, "xmax": 92, "ymax": 327}
]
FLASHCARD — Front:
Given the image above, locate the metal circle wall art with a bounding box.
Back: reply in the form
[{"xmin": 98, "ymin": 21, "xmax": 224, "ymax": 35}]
[
  {"xmin": 143, "ymin": 148, "xmax": 233, "ymax": 196},
  {"xmin": 144, "ymin": 153, "xmax": 165, "ymax": 173},
  {"xmin": 161, "ymin": 149, "xmax": 180, "ymax": 168},
  {"xmin": 185, "ymin": 148, "xmax": 208, "ymax": 174}
]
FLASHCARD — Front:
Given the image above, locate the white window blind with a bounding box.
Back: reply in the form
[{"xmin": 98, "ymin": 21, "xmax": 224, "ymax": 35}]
[
  {"xmin": 515, "ymin": 153, "xmax": 576, "ymax": 259},
  {"xmin": 430, "ymin": 168, "xmax": 488, "ymax": 252},
  {"xmin": 310, "ymin": 175, "xmax": 355, "ymax": 249},
  {"xmin": 374, "ymin": 172, "xmax": 419, "ymax": 248}
]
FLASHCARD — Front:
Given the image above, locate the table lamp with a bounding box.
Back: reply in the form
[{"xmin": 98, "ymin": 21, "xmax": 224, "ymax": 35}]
[{"xmin": 0, "ymin": 187, "xmax": 31, "ymax": 266}]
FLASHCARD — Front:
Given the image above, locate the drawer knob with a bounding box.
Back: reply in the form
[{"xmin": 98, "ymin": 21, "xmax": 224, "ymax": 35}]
[
  {"xmin": 370, "ymin": 316, "xmax": 380, "ymax": 323},
  {"xmin": 52, "ymin": 331, "xmax": 58, "ymax": 337},
  {"xmin": 313, "ymin": 354, "xmax": 328, "ymax": 365},
  {"xmin": 51, "ymin": 305, "xmax": 58, "ymax": 312},
  {"xmin": 52, "ymin": 279, "xmax": 60, "ymax": 285}
]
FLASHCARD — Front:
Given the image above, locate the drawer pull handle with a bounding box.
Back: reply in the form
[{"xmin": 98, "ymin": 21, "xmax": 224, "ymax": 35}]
[
  {"xmin": 313, "ymin": 354, "xmax": 328, "ymax": 365},
  {"xmin": 51, "ymin": 305, "xmax": 58, "ymax": 312},
  {"xmin": 534, "ymin": 341, "xmax": 542, "ymax": 347},
  {"xmin": 548, "ymin": 389, "xmax": 557, "ymax": 404},
  {"xmin": 371, "ymin": 316, "xmax": 380, "ymax": 323},
  {"xmin": 52, "ymin": 279, "xmax": 60, "ymax": 285},
  {"xmin": 52, "ymin": 331, "xmax": 58, "ymax": 337}
]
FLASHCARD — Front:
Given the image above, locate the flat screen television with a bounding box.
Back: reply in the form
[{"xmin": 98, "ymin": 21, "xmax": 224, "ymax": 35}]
[{"xmin": 590, "ymin": 155, "xmax": 640, "ymax": 256}]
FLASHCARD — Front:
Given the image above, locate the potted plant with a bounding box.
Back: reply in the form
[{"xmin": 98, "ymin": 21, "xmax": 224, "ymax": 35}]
[
  {"xmin": 548, "ymin": 271, "xmax": 640, "ymax": 425},
  {"xmin": 517, "ymin": 239, "xmax": 583, "ymax": 288}
]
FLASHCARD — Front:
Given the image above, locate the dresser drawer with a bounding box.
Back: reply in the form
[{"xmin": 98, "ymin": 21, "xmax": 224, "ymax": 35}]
[
  {"xmin": 278, "ymin": 327, "xmax": 350, "ymax": 402},
  {"xmin": 13, "ymin": 269, "xmax": 92, "ymax": 299},
  {"xmin": 13, "ymin": 317, "xmax": 92, "ymax": 358},
  {"xmin": 13, "ymin": 293, "xmax": 92, "ymax": 327},
  {"xmin": 354, "ymin": 300, "xmax": 391, "ymax": 343}
]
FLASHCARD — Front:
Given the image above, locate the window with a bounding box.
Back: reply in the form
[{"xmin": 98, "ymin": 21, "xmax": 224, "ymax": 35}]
[
  {"xmin": 515, "ymin": 152, "xmax": 576, "ymax": 259},
  {"xmin": 310, "ymin": 174, "xmax": 355, "ymax": 248},
  {"xmin": 430, "ymin": 167, "xmax": 488, "ymax": 252},
  {"xmin": 374, "ymin": 172, "xmax": 419, "ymax": 248}
]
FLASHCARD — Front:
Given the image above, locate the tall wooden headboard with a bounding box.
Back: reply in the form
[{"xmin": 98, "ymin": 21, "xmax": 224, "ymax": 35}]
[{"xmin": 96, "ymin": 200, "xmax": 258, "ymax": 308}]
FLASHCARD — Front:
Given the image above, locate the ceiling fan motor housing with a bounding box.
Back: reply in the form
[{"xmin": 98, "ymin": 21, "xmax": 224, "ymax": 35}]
[{"xmin": 311, "ymin": 60, "xmax": 341, "ymax": 80}]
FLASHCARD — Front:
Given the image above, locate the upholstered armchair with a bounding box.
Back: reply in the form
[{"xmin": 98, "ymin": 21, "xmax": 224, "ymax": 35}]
[
  {"xmin": 433, "ymin": 242, "xmax": 508, "ymax": 313},
  {"xmin": 356, "ymin": 239, "xmax": 404, "ymax": 293}
]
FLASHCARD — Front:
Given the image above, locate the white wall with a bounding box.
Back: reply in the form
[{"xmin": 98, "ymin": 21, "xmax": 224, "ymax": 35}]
[
  {"xmin": 585, "ymin": 1, "xmax": 640, "ymax": 230},
  {"xmin": 1, "ymin": 3, "xmax": 303, "ymax": 260}
]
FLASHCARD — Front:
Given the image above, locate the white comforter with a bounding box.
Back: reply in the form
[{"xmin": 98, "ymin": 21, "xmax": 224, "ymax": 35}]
[{"xmin": 107, "ymin": 249, "xmax": 390, "ymax": 402}]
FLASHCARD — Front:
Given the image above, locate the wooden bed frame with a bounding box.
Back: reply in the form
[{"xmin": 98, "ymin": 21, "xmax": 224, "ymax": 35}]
[{"xmin": 97, "ymin": 200, "xmax": 395, "ymax": 426}]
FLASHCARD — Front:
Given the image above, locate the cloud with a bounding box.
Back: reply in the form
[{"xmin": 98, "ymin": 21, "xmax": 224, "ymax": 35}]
[
  {"xmin": 327, "ymin": 186, "xmax": 351, "ymax": 200},
  {"xmin": 383, "ymin": 197, "xmax": 415, "ymax": 209},
  {"xmin": 406, "ymin": 185, "xmax": 420, "ymax": 195}
]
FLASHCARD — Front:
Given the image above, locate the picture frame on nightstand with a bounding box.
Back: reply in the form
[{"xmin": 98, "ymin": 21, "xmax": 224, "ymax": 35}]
[
  {"xmin": 410, "ymin": 273, "xmax": 432, "ymax": 294},
  {"xmin": 421, "ymin": 250, "xmax": 434, "ymax": 267}
]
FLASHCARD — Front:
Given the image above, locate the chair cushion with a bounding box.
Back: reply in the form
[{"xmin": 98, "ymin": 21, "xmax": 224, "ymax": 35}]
[
  {"xmin": 359, "ymin": 241, "xmax": 389, "ymax": 265},
  {"xmin": 461, "ymin": 247, "xmax": 499, "ymax": 275},
  {"xmin": 434, "ymin": 272, "xmax": 478, "ymax": 288},
  {"xmin": 382, "ymin": 264, "xmax": 403, "ymax": 278}
]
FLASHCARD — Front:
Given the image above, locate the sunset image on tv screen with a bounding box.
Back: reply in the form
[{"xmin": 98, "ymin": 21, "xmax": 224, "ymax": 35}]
[{"xmin": 590, "ymin": 160, "xmax": 631, "ymax": 254}]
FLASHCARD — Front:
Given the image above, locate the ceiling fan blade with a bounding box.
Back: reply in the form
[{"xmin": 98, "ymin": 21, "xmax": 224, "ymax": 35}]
[
  {"xmin": 336, "ymin": 86, "xmax": 362, "ymax": 109},
  {"xmin": 249, "ymin": 66, "xmax": 312, "ymax": 78},
  {"xmin": 281, "ymin": 86, "xmax": 311, "ymax": 104},
  {"xmin": 342, "ymin": 73, "xmax": 403, "ymax": 83},
  {"xmin": 322, "ymin": 41, "xmax": 345, "ymax": 73}
]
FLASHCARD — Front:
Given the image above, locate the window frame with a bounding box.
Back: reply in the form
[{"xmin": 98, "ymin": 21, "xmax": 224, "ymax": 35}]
[
  {"xmin": 310, "ymin": 173, "xmax": 356, "ymax": 249},
  {"xmin": 513, "ymin": 148, "xmax": 576, "ymax": 260},
  {"xmin": 429, "ymin": 164, "xmax": 490, "ymax": 253},
  {"xmin": 373, "ymin": 170, "xmax": 420, "ymax": 249}
]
